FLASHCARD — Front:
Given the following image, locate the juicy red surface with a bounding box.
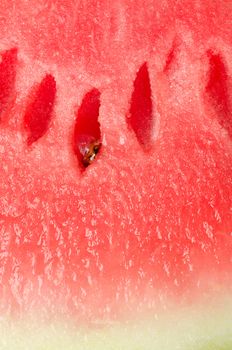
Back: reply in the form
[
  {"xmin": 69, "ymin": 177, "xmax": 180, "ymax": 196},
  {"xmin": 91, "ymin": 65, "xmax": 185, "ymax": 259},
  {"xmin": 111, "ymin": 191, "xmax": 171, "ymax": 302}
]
[{"xmin": 0, "ymin": 0, "xmax": 231, "ymax": 323}]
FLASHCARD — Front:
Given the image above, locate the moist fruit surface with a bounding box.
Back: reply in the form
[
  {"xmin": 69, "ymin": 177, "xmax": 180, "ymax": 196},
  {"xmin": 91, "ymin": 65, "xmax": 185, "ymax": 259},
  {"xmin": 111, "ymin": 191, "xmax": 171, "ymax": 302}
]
[{"xmin": 0, "ymin": 0, "xmax": 231, "ymax": 348}]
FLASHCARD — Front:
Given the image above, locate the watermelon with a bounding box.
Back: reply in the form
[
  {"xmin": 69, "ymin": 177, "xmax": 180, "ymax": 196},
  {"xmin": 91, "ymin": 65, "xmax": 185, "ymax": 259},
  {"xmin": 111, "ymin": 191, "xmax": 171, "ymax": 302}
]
[{"xmin": 0, "ymin": 0, "xmax": 231, "ymax": 349}]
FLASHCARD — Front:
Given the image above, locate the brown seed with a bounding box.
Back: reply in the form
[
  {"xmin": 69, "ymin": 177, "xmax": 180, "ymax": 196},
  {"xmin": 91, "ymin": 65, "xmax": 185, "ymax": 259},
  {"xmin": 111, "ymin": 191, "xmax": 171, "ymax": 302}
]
[{"xmin": 82, "ymin": 140, "xmax": 101, "ymax": 167}]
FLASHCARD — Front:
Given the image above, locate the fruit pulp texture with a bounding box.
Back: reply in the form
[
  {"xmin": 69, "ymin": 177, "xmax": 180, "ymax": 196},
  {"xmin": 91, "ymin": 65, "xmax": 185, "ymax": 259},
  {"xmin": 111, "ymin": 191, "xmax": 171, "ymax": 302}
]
[
  {"xmin": 1, "ymin": 46, "xmax": 231, "ymax": 321},
  {"xmin": 0, "ymin": 0, "xmax": 231, "ymax": 347}
]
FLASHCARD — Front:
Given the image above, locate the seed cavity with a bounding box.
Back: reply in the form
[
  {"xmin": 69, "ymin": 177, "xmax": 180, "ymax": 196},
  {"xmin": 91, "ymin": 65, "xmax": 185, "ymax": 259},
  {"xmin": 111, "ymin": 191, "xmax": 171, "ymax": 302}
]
[
  {"xmin": 163, "ymin": 39, "xmax": 180, "ymax": 72},
  {"xmin": 73, "ymin": 88, "xmax": 101, "ymax": 169},
  {"xmin": 0, "ymin": 47, "xmax": 17, "ymax": 119},
  {"xmin": 127, "ymin": 62, "xmax": 153, "ymax": 148},
  {"xmin": 164, "ymin": 45, "xmax": 175, "ymax": 72},
  {"xmin": 24, "ymin": 74, "xmax": 56, "ymax": 145},
  {"xmin": 205, "ymin": 51, "xmax": 231, "ymax": 138}
]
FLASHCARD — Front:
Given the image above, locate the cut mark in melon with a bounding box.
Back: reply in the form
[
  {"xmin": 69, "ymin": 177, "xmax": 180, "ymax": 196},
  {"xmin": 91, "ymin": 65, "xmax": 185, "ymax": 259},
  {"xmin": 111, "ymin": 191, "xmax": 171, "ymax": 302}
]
[
  {"xmin": 73, "ymin": 88, "xmax": 101, "ymax": 169},
  {"xmin": 164, "ymin": 40, "xmax": 179, "ymax": 72},
  {"xmin": 205, "ymin": 51, "xmax": 231, "ymax": 138},
  {"xmin": 164, "ymin": 46, "xmax": 175, "ymax": 72},
  {"xmin": 0, "ymin": 47, "xmax": 17, "ymax": 119},
  {"xmin": 24, "ymin": 74, "xmax": 56, "ymax": 145},
  {"xmin": 127, "ymin": 62, "xmax": 153, "ymax": 148}
]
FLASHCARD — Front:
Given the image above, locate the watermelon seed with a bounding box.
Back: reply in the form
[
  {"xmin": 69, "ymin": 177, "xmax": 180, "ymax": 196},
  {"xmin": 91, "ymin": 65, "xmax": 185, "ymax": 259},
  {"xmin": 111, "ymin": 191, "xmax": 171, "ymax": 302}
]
[
  {"xmin": 73, "ymin": 88, "xmax": 102, "ymax": 169},
  {"xmin": 127, "ymin": 62, "xmax": 153, "ymax": 148}
]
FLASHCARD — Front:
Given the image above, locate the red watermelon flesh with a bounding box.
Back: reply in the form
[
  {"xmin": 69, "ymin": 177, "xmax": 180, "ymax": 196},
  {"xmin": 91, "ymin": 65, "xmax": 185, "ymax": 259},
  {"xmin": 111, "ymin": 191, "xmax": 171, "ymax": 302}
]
[{"xmin": 0, "ymin": 0, "xmax": 232, "ymax": 348}]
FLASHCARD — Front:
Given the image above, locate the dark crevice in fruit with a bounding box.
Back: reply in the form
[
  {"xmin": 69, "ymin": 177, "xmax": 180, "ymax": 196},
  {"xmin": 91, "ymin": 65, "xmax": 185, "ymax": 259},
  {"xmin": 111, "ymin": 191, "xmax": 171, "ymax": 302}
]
[
  {"xmin": 127, "ymin": 62, "xmax": 153, "ymax": 148},
  {"xmin": 164, "ymin": 45, "xmax": 175, "ymax": 72},
  {"xmin": 24, "ymin": 74, "xmax": 56, "ymax": 145},
  {"xmin": 73, "ymin": 88, "xmax": 101, "ymax": 169},
  {"xmin": 0, "ymin": 48, "xmax": 17, "ymax": 119},
  {"xmin": 205, "ymin": 51, "xmax": 231, "ymax": 138},
  {"xmin": 164, "ymin": 38, "xmax": 180, "ymax": 72}
]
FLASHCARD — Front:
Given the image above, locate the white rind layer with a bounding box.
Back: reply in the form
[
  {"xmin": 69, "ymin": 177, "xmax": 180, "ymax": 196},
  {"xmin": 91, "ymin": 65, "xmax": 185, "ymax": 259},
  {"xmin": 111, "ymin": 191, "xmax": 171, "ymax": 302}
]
[{"xmin": 0, "ymin": 296, "xmax": 231, "ymax": 350}]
